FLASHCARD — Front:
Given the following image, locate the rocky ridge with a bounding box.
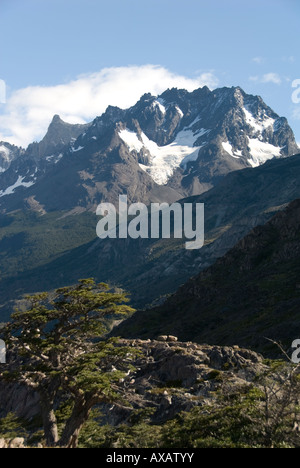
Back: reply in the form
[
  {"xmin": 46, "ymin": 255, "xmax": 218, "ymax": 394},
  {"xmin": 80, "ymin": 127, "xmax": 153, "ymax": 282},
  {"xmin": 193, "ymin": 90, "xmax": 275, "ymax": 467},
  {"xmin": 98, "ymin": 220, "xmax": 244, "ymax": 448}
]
[{"xmin": 0, "ymin": 339, "xmax": 265, "ymax": 428}]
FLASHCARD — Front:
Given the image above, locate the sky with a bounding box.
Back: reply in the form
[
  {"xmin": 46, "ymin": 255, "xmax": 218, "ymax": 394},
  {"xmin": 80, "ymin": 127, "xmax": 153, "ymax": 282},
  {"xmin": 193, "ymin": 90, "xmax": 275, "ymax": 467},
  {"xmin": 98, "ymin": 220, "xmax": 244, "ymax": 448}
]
[{"xmin": 0, "ymin": 0, "xmax": 299, "ymax": 147}]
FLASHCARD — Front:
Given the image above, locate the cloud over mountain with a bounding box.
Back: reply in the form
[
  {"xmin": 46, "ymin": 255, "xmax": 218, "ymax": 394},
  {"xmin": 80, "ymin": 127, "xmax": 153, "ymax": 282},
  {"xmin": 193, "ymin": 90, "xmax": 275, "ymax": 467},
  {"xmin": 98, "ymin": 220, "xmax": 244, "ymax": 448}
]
[{"xmin": 0, "ymin": 65, "xmax": 219, "ymax": 147}]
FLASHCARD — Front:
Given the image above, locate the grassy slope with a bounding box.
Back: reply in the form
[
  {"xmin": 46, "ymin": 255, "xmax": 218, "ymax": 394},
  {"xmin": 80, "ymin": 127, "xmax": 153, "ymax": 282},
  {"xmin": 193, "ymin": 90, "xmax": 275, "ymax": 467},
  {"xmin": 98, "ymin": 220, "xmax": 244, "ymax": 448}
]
[{"xmin": 0, "ymin": 210, "xmax": 97, "ymax": 277}]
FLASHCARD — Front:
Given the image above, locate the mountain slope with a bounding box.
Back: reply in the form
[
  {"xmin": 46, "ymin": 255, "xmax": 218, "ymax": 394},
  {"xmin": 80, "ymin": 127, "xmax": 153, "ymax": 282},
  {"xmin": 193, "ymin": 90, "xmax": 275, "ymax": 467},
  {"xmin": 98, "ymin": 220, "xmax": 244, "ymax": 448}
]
[
  {"xmin": 114, "ymin": 199, "xmax": 300, "ymax": 355},
  {"xmin": 0, "ymin": 154, "xmax": 300, "ymax": 323},
  {"xmin": 37, "ymin": 153, "xmax": 300, "ymax": 308}
]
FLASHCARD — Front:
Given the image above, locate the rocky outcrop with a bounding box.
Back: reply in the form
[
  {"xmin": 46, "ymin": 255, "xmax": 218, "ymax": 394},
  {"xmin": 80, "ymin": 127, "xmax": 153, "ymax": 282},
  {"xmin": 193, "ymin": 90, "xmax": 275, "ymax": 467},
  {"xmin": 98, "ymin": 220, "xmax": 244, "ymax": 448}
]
[
  {"xmin": 0, "ymin": 339, "xmax": 265, "ymax": 428},
  {"xmin": 0, "ymin": 438, "xmax": 25, "ymax": 449},
  {"xmin": 101, "ymin": 339, "xmax": 265, "ymax": 426}
]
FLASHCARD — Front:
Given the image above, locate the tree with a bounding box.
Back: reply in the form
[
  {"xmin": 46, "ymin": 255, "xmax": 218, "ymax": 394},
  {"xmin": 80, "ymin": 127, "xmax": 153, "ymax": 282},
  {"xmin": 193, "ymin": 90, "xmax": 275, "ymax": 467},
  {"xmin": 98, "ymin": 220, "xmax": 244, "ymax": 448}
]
[{"xmin": 0, "ymin": 279, "xmax": 136, "ymax": 448}]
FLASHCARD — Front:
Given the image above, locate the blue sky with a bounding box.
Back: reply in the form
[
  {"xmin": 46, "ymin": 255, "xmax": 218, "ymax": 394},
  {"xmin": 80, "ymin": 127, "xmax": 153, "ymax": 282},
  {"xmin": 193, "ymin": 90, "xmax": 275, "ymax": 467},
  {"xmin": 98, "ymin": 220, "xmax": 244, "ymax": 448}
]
[{"xmin": 0, "ymin": 0, "xmax": 299, "ymax": 146}]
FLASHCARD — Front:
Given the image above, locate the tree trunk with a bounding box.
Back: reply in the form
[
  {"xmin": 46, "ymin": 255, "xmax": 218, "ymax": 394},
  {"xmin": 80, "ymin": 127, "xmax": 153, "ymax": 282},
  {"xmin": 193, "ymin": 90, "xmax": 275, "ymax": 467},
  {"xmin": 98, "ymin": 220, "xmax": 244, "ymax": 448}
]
[
  {"xmin": 57, "ymin": 399, "xmax": 93, "ymax": 448},
  {"xmin": 40, "ymin": 398, "xmax": 59, "ymax": 447}
]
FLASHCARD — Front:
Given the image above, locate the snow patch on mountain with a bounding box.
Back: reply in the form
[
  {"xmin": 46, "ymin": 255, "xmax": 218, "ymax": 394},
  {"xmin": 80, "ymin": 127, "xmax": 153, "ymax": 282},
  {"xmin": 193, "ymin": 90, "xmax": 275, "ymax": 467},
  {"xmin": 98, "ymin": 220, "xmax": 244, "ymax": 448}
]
[
  {"xmin": 152, "ymin": 99, "xmax": 167, "ymax": 115},
  {"xmin": 45, "ymin": 153, "xmax": 63, "ymax": 164},
  {"xmin": 71, "ymin": 145, "xmax": 84, "ymax": 153},
  {"xmin": 243, "ymin": 106, "xmax": 275, "ymax": 134},
  {"xmin": 119, "ymin": 130, "xmax": 144, "ymax": 153},
  {"xmin": 222, "ymin": 141, "xmax": 241, "ymax": 159},
  {"xmin": 119, "ymin": 127, "xmax": 202, "ymax": 185},
  {"xmin": 0, "ymin": 176, "xmax": 35, "ymax": 197},
  {"xmin": 247, "ymin": 138, "xmax": 282, "ymax": 167},
  {"xmin": 175, "ymin": 106, "xmax": 184, "ymax": 118}
]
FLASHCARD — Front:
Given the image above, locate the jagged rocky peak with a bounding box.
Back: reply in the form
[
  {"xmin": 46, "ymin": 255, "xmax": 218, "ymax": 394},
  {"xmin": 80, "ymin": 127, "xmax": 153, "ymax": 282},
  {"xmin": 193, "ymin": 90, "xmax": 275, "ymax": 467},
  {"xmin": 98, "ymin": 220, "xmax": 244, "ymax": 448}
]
[
  {"xmin": 103, "ymin": 105, "xmax": 125, "ymax": 122},
  {"xmin": 25, "ymin": 114, "xmax": 92, "ymax": 159},
  {"xmin": 160, "ymin": 86, "xmax": 211, "ymax": 109},
  {"xmin": 41, "ymin": 114, "xmax": 91, "ymax": 154},
  {"xmin": 116, "ymin": 85, "xmax": 299, "ymax": 190},
  {"xmin": 51, "ymin": 114, "xmax": 64, "ymax": 124}
]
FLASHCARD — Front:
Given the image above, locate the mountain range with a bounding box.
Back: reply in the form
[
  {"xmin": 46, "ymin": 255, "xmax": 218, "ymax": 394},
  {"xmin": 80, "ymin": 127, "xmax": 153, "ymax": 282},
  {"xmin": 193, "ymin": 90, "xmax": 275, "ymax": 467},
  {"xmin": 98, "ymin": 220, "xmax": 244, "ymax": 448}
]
[
  {"xmin": 0, "ymin": 86, "xmax": 298, "ymax": 213},
  {"xmin": 0, "ymin": 85, "xmax": 299, "ymax": 339}
]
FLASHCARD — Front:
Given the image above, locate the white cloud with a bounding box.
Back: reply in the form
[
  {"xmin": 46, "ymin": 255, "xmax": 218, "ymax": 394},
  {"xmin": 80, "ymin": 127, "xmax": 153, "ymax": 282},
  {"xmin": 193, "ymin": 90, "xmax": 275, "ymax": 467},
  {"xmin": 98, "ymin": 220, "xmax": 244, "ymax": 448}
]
[
  {"xmin": 249, "ymin": 73, "xmax": 282, "ymax": 86},
  {"xmin": 282, "ymin": 56, "xmax": 296, "ymax": 63},
  {"xmin": 261, "ymin": 73, "xmax": 282, "ymax": 85},
  {"xmin": 0, "ymin": 65, "xmax": 219, "ymax": 147},
  {"xmin": 292, "ymin": 107, "xmax": 300, "ymax": 120},
  {"xmin": 252, "ymin": 56, "xmax": 264, "ymax": 64}
]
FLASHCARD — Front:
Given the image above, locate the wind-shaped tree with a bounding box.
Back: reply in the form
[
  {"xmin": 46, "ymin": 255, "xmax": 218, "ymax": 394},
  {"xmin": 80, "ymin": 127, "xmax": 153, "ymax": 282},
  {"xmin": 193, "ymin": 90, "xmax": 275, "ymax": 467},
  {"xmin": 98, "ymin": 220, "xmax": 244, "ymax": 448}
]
[{"xmin": 0, "ymin": 279, "xmax": 135, "ymax": 448}]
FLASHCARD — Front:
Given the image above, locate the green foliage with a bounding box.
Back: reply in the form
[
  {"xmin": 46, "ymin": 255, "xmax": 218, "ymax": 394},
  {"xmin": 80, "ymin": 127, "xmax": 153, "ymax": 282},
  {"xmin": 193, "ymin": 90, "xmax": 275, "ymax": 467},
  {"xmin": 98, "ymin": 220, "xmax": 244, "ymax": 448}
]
[
  {"xmin": 0, "ymin": 211, "xmax": 97, "ymax": 280},
  {"xmin": 161, "ymin": 379, "xmax": 300, "ymax": 449},
  {"xmin": 206, "ymin": 370, "xmax": 223, "ymax": 381},
  {"xmin": 78, "ymin": 408, "xmax": 162, "ymax": 449},
  {"xmin": 81, "ymin": 376, "xmax": 299, "ymax": 449},
  {"xmin": 162, "ymin": 402, "xmax": 260, "ymax": 448},
  {"xmin": 1, "ymin": 366, "xmax": 300, "ymax": 448},
  {"xmin": 0, "ymin": 413, "xmax": 28, "ymax": 439},
  {"xmin": 1, "ymin": 278, "xmax": 299, "ymax": 449},
  {"xmin": 77, "ymin": 409, "xmax": 112, "ymax": 448}
]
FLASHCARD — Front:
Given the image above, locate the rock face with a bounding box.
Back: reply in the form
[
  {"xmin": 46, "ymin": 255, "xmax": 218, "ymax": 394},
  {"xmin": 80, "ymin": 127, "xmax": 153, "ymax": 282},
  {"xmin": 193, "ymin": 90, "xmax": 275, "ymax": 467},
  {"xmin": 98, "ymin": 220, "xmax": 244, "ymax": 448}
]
[
  {"xmin": 33, "ymin": 115, "xmax": 90, "ymax": 158},
  {"xmin": 0, "ymin": 340, "xmax": 265, "ymax": 428},
  {"xmin": 77, "ymin": 153, "xmax": 300, "ymax": 309},
  {"xmin": 1, "ymin": 153, "xmax": 300, "ymax": 320},
  {"xmin": 0, "ymin": 437, "xmax": 25, "ymax": 449},
  {"xmin": 0, "ymin": 381, "xmax": 40, "ymax": 420}
]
